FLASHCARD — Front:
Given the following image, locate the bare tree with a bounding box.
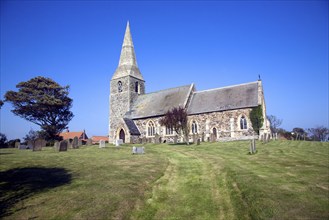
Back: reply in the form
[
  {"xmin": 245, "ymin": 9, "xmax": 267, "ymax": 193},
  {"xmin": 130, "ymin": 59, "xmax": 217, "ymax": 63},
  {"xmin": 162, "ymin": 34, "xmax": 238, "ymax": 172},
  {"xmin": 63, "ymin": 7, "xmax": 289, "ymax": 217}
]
[
  {"xmin": 307, "ymin": 126, "xmax": 329, "ymax": 142},
  {"xmin": 267, "ymin": 115, "xmax": 282, "ymax": 139},
  {"xmin": 292, "ymin": 127, "xmax": 306, "ymax": 140}
]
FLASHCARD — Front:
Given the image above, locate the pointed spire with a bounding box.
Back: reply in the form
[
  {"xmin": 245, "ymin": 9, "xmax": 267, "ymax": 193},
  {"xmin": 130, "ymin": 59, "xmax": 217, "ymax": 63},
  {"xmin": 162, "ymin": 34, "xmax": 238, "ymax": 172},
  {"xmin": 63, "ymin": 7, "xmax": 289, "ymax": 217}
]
[
  {"xmin": 112, "ymin": 21, "xmax": 144, "ymax": 80},
  {"xmin": 118, "ymin": 21, "xmax": 137, "ymax": 67}
]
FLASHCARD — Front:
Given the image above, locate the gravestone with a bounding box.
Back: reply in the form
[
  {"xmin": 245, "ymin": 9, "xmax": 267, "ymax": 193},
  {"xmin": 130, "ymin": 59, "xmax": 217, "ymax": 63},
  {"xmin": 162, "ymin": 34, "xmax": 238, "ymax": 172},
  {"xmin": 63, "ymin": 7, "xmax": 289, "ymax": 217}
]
[
  {"xmin": 27, "ymin": 140, "xmax": 33, "ymax": 149},
  {"xmin": 154, "ymin": 134, "xmax": 160, "ymax": 144},
  {"xmin": 99, "ymin": 140, "xmax": 105, "ymax": 148},
  {"xmin": 54, "ymin": 141, "xmax": 60, "ymax": 150},
  {"xmin": 197, "ymin": 139, "xmax": 201, "ymax": 145},
  {"xmin": 266, "ymin": 133, "xmax": 270, "ymax": 143},
  {"xmin": 192, "ymin": 134, "xmax": 197, "ymax": 144},
  {"xmin": 201, "ymin": 132, "xmax": 205, "ymax": 142},
  {"xmin": 33, "ymin": 138, "xmax": 45, "ymax": 151},
  {"xmin": 72, "ymin": 136, "xmax": 79, "ymax": 149},
  {"xmin": 19, "ymin": 145, "xmax": 27, "ymax": 150},
  {"xmin": 86, "ymin": 138, "xmax": 92, "ymax": 146},
  {"xmin": 249, "ymin": 140, "xmax": 253, "ymax": 154},
  {"xmin": 142, "ymin": 137, "xmax": 147, "ymax": 144},
  {"xmin": 59, "ymin": 140, "xmax": 68, "ymax": 152},
  {"xmin": 249, "ymin": 139, "xmax": 256, "ymax": 154},
  {"xmin": 67, "ymin": 139, "xmax": 73, "ymax": 148},
  {"xmin": 115, "ymin": 139, "xmax": 123, "ymax": 147},
  {"xmin": 210, "ymin": 134, "xmax": 216, "ymax": 142},
  {"xmin": 78, "ymin": 139, "xmax": 82, "ymax": 147},
  {"xmin": 173, "ymin": 135, "xmax": 178, "ymax": 144},
  {"xmin": 253, "ymin": 139, "xmax": 256, "ymax": 153},
  {"xmin": 15, "ymin": 141, "xmax": 20, "ymax": 149},
  {"xmin": 132, "ymin": 146, "xmax": 145, "ymax": 154}
]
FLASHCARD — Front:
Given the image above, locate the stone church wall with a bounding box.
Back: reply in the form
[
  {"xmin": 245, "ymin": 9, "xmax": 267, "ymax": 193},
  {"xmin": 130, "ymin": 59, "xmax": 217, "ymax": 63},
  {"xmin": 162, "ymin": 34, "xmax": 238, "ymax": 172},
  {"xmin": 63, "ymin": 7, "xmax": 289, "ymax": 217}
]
[{"xmin": 133, "ymin": 108, "xmax": 257, "ymax": 143}]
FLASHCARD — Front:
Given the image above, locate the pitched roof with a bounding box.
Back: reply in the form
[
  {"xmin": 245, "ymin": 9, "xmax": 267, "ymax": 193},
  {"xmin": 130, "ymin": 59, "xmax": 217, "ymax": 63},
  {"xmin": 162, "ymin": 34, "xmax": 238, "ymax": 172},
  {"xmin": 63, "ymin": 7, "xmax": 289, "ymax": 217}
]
[
  {"xmin": 126, "ymin": 84, "xmax": 193, "ymax": 119},
  {"xmin": 187, "ymin": 81, "xmax": 259, "ymax": 115},
  {"xmin": 124, "ymin": 118, "xmax": 141, "ymax": 135},
  {"xmin": 59, "ymin": 131, "xmax": 87, "ymax": 140}
]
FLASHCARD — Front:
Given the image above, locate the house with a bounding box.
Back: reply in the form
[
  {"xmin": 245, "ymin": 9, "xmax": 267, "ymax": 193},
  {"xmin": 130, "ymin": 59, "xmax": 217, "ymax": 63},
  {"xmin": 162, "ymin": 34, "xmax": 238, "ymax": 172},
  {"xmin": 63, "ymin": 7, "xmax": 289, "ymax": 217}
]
[
  {"xmin": 91, "ymin": 136, "xmax": 109, "ymax": 144},
  {"xmin": 59, "ymin": 130, "xmax": 88, "ymax": 141}
]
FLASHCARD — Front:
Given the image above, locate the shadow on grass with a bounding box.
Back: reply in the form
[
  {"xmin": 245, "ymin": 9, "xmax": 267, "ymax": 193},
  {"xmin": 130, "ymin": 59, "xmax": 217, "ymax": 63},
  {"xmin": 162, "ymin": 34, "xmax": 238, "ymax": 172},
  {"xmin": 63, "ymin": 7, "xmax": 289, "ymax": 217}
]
[{"xmin": 0, "ymin": 167, "xmax": 72, "ymax": 218}]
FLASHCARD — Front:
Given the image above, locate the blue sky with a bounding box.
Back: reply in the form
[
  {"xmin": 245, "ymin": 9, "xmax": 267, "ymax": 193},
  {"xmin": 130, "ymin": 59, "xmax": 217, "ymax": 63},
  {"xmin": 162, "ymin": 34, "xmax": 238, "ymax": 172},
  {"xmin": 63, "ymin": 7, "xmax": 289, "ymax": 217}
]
[{"xmin": 1, "ymin": 0, "xmax": 328, "ymax": 140}]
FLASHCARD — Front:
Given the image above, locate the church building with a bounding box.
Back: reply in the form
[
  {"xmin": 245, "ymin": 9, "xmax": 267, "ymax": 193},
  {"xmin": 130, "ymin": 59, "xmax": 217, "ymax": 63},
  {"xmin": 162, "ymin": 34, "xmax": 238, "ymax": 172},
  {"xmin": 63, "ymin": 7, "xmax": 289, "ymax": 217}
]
[{"xmin": 109, "ymin": 22, "xmax": 271, "ymax": 143}]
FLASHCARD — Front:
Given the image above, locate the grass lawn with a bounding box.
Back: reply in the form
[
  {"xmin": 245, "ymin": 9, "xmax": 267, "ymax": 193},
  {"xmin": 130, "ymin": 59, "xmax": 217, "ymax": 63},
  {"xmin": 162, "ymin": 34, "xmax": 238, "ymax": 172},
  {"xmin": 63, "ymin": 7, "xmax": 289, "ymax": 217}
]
[{"xmin": 0, "ymin": 140, "xmax": 328, "ymax": 219}]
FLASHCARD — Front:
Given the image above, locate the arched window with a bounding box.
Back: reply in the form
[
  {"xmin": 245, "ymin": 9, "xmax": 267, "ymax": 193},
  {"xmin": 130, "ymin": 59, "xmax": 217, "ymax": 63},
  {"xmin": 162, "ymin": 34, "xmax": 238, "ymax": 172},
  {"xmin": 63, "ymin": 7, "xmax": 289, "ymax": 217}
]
[
  {"xmin": 166, "ymin": 126, "xmax": 173, "ymax": 135},
  {"xmin": 191, "ymin": 121, "xmax": 198, "ymax": 134},
  {"xmin": 135, "ymin": 82, "xmax": 140, "ymax": 93},
  {"xmin": 147, "ymin": 121, "xmax": 155, "ymax": 136},
  {"xmin": 240, "ymin": 116, "xmax": 247, "ymax": 130},
  {"xmin": 118, "ymin": 81, "xmax": 122, "ymax": 93}
]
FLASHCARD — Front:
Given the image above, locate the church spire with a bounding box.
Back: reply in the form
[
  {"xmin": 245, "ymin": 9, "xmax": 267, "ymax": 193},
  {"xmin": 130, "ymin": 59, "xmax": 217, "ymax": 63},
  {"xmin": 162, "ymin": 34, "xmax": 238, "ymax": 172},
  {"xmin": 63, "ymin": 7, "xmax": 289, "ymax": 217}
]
[{"xmin": 112, "ymin": 21, "xmax": 144, "ymax": 80}]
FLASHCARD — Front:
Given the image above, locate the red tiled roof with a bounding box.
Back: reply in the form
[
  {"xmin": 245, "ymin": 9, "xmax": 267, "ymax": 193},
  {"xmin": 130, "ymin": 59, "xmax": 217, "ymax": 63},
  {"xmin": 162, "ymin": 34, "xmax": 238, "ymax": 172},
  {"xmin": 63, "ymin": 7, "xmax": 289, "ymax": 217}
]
[
  {"xmin": 59, "ymin": 131, "xmax": 87, "ymax": 140},
  {"xmin": 91, "ymin": 136, "xmax": 108, "ymax": 143}
]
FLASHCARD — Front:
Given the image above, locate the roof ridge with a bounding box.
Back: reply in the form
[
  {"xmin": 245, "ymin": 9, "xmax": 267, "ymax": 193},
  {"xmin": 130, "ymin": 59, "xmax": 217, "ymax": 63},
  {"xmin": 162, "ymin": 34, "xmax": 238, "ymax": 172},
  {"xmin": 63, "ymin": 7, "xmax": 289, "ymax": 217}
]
[
  {"xmin": 194, "ymin": 81, "xmax": 258, "ymax": 94},
  {"xmin": 140, "ymin": 84, "xmax": 193, "ymax": 96}
]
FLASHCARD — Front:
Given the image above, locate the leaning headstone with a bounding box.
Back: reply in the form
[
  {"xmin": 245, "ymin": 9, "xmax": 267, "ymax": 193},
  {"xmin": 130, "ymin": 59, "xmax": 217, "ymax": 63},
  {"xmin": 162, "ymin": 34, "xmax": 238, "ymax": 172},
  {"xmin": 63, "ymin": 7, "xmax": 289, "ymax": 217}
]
[
  {"xmin": 27, "ymin": 140, "xmax": 33, "ymax": 149},
  {"xmin": 86, "ymin": 138, "xmax": 92, "ymax": 146},
  {"xmin": 72, "ymin": 136, "xmax": 79, "ymax": 149},
  {"xmin": 99, "ymin": 140, "xmax": 105, "ymax": 148},
  {"xmin": 59, "ymin": 140, "xmax": 68, "ymax": 152},
  {"xmin": 54, "ymin": 141, "xmax": 60, "ymax": 150},
  {"xmin": 33, "ymin": 138, "xmax": 45, "ymax": 151},
  {"xmin": 15, "ymin": 141, "xmax": 20, "ymax": 149}
]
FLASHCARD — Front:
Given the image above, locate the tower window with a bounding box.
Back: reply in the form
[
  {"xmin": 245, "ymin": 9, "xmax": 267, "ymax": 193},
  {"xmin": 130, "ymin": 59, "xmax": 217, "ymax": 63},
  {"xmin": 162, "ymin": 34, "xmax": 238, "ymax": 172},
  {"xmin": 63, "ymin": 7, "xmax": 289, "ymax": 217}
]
[
  {"xmin": 240, "ymin": 116, "xmax": 247, "ymax": 130},
  {"xmin": 118, "ymin": 81, "xmax": 122, "ymax": 93},
  {"xmin": 191, "ymin": 121, "xmax": 198, "ymax": 134},
  {"xmin": 135, "ymin": 82, "xmax": 139, "ymax": 93}
]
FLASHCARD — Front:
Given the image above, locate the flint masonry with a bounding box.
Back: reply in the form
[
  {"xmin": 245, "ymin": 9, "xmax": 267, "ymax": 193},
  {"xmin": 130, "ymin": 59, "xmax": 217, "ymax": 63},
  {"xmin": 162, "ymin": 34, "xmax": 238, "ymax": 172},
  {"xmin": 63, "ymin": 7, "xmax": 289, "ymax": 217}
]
[{"xmin": 109, "ymin": 22, "xmax": 271, "ymax": 143}]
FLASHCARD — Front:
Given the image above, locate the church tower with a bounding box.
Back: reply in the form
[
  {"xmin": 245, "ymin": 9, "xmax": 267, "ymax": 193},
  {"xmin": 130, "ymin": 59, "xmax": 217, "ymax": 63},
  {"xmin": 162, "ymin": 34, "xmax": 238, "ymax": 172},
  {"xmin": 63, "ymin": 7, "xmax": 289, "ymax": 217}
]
[{"xmin": 109, "ymin": 22, "xmax": 145, "ymax": 142}]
